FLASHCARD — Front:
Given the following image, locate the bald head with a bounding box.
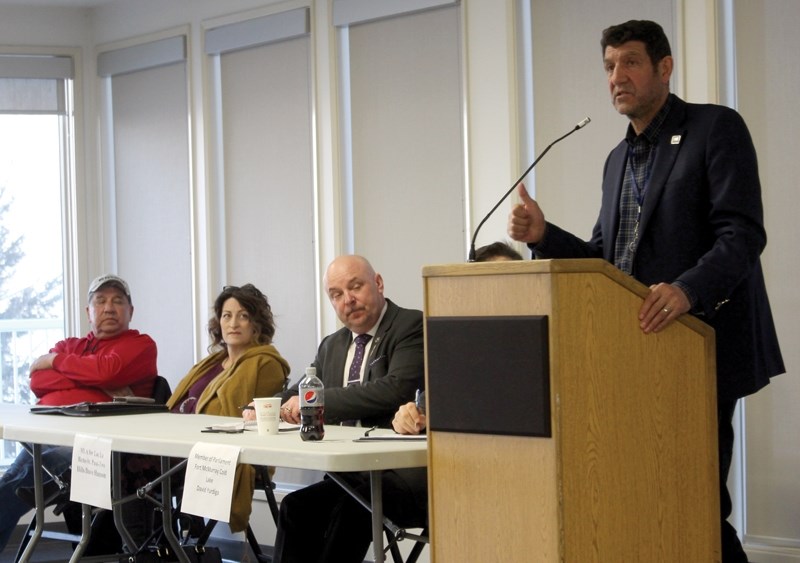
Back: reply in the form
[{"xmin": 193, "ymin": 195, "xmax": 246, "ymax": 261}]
[{"xmin": 324, "ymin": 255, "xmax": 386, "ymax": 334}]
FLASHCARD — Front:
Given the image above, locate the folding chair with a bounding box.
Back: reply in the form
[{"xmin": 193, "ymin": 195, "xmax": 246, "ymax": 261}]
[
  {"xmin": 385, "ymin": 522, "xmax": 429, "ymax": 563},
  {"xmin": 323, "ymin": 471, "xmax": 429, "ymax": 563}
]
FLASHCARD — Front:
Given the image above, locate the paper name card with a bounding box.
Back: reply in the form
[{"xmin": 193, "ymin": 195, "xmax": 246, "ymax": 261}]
[
  {"xmin": 70, "ymin": 434, "xmax": 113, "ymax": 509},
  {"xmin": 180, "ymin": 442, "xmax": 241, "ymax": 522}
]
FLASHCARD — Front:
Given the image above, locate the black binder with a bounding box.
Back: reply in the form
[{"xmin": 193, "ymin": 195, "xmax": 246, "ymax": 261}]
[{"xmin": 30, "ymin": 398, "xmax": 168, "ymax": 417}]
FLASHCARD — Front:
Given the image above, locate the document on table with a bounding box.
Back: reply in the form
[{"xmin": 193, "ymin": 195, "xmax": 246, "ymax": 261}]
[
  {"xmin": 354, "ymin": 432, "xmax": 427, "ymax": 442},
  {"xmin": 202, "ymin": 420, "xmax": 301, "ymax": 433}
]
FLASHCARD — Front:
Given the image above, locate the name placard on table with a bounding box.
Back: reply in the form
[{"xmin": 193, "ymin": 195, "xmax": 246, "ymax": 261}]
[
  {"xmin": 71, "ymin": 434, "xmax": 113, "ymax": 509},
  {"xmin": 180, "ymin": 442, "xmax": 241, "ymax": 523}
]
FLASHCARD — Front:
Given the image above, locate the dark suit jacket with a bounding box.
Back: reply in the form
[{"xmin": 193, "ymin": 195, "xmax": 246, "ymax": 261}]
[
  {"xmin": 283, "ymin": 299, "xmax": 424, "ymax": 427},
  {"xmin": 533, "ymin": 94, "xmax": 784, "ymax": 400},
  {"xmin": 278, "ymin": 300, "xmax": 427, "ymax": 536}
]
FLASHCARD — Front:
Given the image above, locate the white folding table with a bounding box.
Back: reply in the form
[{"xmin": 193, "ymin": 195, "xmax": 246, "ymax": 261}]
[{"xmin": 1, "ymin": 407, "xmax": 427, "ymax": 563}]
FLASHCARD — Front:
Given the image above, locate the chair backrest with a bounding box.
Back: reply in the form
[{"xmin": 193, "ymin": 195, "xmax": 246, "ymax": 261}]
[{"xmin": 152, "ymin": 376, "xmax": 172, "ymax": 403}]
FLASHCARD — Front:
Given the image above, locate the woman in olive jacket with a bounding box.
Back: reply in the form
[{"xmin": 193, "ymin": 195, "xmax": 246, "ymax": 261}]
[{"xmin": 166, "ymin": 284, "xmax": 290, "ymax": 532}]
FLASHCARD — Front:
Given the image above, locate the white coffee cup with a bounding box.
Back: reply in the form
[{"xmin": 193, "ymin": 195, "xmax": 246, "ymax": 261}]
[{"xmin": 253, "ymin": 397, "xmax": 282, "ymax": 435}]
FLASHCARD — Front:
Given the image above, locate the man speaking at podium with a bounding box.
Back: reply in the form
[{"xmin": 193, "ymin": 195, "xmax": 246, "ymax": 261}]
[{"xmin": 507, "ymin": 20, "xmax": 784, "ymax": 563}]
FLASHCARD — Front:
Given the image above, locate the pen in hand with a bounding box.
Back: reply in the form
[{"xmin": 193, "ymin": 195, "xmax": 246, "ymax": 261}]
[
  {"xmin": 414, "ymin": 389, "xmax": 425, "ymax": 414},
  {"xmin": 413, "ymin": 389, "xmax": 426, "ymax": 432}
]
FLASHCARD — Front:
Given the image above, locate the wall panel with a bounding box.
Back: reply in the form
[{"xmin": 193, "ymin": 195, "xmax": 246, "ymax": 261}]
[
  {"xmin": 344, "ymin": 4, "xmax": 465, "ymax": 308},
  {"xmin": 734, "ymin": 1, "xmax": 800, "ymax": 558},
  {"xmin": 216, "ymin": 35, "xmax": 316, "ymax": 387},
  {"xmin": 110, "ymin": 61, "xmax": 194, "ymax": 383}
]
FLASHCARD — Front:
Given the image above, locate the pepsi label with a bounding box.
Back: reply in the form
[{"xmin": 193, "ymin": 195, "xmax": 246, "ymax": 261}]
[{"xmin": 302, "ymin": 389, "xmax": 323, "ymax": 406}]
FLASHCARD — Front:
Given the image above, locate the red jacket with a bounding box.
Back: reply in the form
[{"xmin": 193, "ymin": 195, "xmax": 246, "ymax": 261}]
[{"xmin": 30, "ymin": 329, "xmax": 158, "ymax": 406}]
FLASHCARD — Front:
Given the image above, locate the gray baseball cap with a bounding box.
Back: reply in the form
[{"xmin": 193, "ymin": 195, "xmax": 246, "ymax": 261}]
[{"xmin": 87, "ymin": 274, "xmax": 131, "ymax": 302}]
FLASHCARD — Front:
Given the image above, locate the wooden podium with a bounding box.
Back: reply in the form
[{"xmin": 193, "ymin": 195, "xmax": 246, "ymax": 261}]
[{"xmin": 422, "ymin": 259, "xmax": 720, "ymax": 562}]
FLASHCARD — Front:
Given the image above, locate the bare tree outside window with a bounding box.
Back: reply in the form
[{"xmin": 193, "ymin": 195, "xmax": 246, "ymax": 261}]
[
  {"xmin": 0, "ymin": 186, "xmax": 62, "ymax": 397},
  {"xmin": 0, "ymin": 114, "xmax": 68, "ymax": 468}
]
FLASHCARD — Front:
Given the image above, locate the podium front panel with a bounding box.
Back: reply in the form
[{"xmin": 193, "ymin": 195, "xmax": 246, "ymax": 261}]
[{"xmin": 426, "ymin": 315, "xmax": 550, "ymax": 437}]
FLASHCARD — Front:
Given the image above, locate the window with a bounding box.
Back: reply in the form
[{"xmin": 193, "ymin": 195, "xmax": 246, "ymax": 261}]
[
  {"xmin": 97, "ymin": 36, "xmax": 194, "ymax": 381},
  {"xmin": 335, "ymin": 2, "xmax": 466, "ymax": 308},
  {"xmin": 205, "ymin": 10, "xmax": 317, "ymax": 385},
  {"xmin": 0, "ymin": 54, "xmax": 74, "ymax": 468}
]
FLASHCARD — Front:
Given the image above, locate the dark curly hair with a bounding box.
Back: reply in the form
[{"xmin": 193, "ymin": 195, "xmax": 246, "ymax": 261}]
[
  {"xmin": 475, "ymin": 241, "xmax": 523, "ymax": 262},
  {"xmin": 601, "ymin": 20, "xmax": 671, "ymax": 66},
  {"xmin": 207, "ymin": 284, "xmax": 276, "ymax": 351}
]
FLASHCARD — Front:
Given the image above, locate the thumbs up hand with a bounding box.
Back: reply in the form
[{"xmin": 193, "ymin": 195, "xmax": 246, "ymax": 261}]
[{"xmin": 508, "ymin": 183, "xmax": 546, "ymax": 244}]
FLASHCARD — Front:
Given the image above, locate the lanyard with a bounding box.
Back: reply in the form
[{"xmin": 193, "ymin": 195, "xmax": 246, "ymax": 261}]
[
  {"xmin": 627, "ymin": 143, "xmax": 653, "ymax": 210},
  {"xmin": 625, "ymin": 142, "xmax": 654, "ymax": 254}
]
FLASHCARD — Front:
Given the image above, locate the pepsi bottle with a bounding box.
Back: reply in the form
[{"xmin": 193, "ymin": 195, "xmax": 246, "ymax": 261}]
[{"xmin": 299, "ymin": 366, "xmax": 325, "ymax": 441}]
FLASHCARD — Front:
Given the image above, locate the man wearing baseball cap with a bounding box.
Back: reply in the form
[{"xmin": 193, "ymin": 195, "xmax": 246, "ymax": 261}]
[{"xmin": 0, "ymin": 274, "xmax": 158, "ymax": 553}]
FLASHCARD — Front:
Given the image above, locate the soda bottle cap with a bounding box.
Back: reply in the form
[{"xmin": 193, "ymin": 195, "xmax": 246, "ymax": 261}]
[{"xmin": 305, "ymin": 366, "xmax": 316, "ymax": 376}]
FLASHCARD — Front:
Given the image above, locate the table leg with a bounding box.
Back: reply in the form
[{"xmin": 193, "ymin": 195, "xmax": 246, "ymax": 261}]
[
  {"xmin": 68, "ymin": 503, "xmax": 93, "ymax": 563},
  {"xmin": 15, "ymin": 444, "xmax": 43, "ymax": 563},
  {"xmin": 17, "ymin": 444, "xmax": 94, "ymax": 563},
  {"xmin": 369, "ymin": 470, "xmax": 385, "ymax": 563},
  {"xmin": 327, "ymin": 471, "xmax": 400, "ymax": 563},
  {"xmin": 159, "ymin": 456, "xmax": 190, "ymax": 563},
  {"xmin": 111, "ymin": 451, "xmax": 139, "ymax": 553}
]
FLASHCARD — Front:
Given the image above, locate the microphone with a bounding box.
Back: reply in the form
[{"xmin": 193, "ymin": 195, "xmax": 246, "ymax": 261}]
[{"xmin": 467, "ymin": 117, "xmax": 591, "ymax": 261}]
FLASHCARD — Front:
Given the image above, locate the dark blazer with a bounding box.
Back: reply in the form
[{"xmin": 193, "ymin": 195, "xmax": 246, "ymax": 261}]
[
  {"xmin": 283, "ymin": 299, "xmax": 424, "ymax": 427},
  {"xmin": 534, "ymin": 94, "xmax": 784, "ymax": 400}
]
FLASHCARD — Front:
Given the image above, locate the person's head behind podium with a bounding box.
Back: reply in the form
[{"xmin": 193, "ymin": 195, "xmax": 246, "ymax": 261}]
[
  {"xmin": 474, "ymin": 241, "xmax": 523, "ymax": 262},
  {"xmin": 324, "ymin": 255, "xmax": 386, "ymax": 334}
]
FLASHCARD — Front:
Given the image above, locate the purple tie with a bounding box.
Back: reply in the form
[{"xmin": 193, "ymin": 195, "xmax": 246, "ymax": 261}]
[{"xmin": 347, "ymin": 334, "xmax": 372, "ymax": 386}]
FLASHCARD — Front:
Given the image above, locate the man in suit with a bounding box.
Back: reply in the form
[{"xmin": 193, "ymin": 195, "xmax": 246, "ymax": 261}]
[
  {"xmin": 507, "ymin": 20, "xmax": 784, "ymax": 563},
  {"xmin": 269, "ymin": 254, "xmax": 426, "ymax": 563}
]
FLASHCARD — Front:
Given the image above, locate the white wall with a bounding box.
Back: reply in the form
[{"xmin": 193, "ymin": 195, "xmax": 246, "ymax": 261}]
[
  {"xmin": 732, "ymin": 1, "xmax": 800, "ymax": 560},
  {"xmin": 1, "ymin": 0, "xmax": 797, "ymax": 559}
]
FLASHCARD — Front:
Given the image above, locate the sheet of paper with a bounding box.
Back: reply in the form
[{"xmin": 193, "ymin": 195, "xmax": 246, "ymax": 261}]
[
  {"xmin": 353, "ymin": 432, "xmax": 428, "ymax": 442},
  {"xmin": 180, "ymin": 442, "xmax": 241, "ymax": 522},
  {"xmin": 203, "ymin": 420, "xmax": 300, "ymax": 432},
  {"xmin": 70, "ymin": 434, "xmax": 113, "ymax": 509},
  {"xmin": 202, "ymin": 420, "xmax": 251, "ymax": 433}
]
